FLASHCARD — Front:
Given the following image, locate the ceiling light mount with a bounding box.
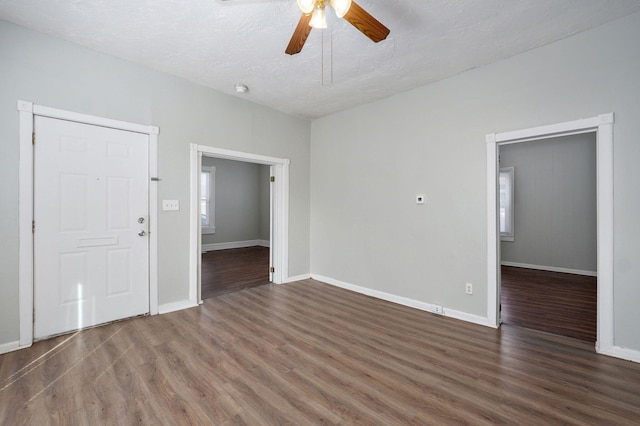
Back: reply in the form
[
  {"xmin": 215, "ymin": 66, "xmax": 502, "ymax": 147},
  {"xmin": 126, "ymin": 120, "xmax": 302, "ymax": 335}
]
[{"xmin": 234, "ymin": 83, "xmax": 249, "ymax": 94}]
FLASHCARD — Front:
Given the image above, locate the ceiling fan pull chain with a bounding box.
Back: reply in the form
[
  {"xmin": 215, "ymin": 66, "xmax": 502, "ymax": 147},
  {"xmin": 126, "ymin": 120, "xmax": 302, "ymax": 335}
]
[
  {"xmin": 321, "ymin": 27, "xmax": 325, "ymax": 86},
  {"xmin": 331, "ymin": 30, "xmax": 334, "ymax": 84}
]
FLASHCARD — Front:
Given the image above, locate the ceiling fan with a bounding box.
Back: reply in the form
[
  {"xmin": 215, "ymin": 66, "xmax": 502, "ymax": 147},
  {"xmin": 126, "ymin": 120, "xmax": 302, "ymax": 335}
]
[{"xmin": 285, "ymin": 0, "xmax": 390, "ymax": 55}]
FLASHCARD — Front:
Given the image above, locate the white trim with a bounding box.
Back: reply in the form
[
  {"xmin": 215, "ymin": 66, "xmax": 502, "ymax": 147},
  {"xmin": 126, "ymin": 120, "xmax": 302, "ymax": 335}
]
[
  {"xmin": 196, "ymin": 145, "xmax": 291, "ymax": 166},
  {"xmin": 486, "ymin": 133, "xmax": 499, "ymax": 328},
  {"xmin": 598, "ymin": 346, "xmax": 640, "ymax": 364},
  {"xmin": 487, "ymin": 113, "xmax": 615, "ymax": 357},
  {"xmin": 501, "ymin": 261, "xmax": 597, "ymax": 277},
  {"xmin": 149, "ymin": 131, "xmax": 159, "ymax": 315},
  {"xmin": 311, "ymin": 274, "xmax": 493, "ymax": 328},
  {"xmin": 595, "ymin": 118, "xmax": 615, "ymax": 354},
  {"xmin": 18, "ymin": 101, "xmax": 35, "ymax": 346},
  {"xmin": 32, "ymin": 104, "xmax": 158, "ymax": 135},
  {"xmin": 443, "ymin": 308, "xmax": 494, "ymax": 328},
  {"xmin": 158, "ymin": 300, "xmax": 199, "ymax": 315},
  {"xmin": 0, "ymin": 341, "xmax": 26, "ymax": 355},
  {"xmin": 18, "ymin": 101, "xmax": 159, "ymax": 348},
  {"xmin": 493, "ymin": 114, "xmax": 612, "ymax": 143},
  {"xmin": 190, "ymin": 144, "xmax": 290, "ymax": 306},
  {"xmin": 284, "ymin": 274, "xmax": 311, "ymax": 283},
  {"xmin": 190, "ymin": 149, "xmax": 201, "ymax": 305},
  {"xmin": 202, "ymin": 240, "xmax": 265, "ymax": 252}
]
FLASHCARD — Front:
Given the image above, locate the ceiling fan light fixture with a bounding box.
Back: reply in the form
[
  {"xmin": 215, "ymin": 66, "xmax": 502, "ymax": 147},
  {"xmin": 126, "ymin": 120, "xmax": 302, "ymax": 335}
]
[
  {"xmin": 296, "ymin": 0, "xmax": 315, "ymax": 14},
  {"xmin": 329, "ymin": 0, "xmax": 351, "ymax": 18},
  {"xmin": 309, "ymin": 3, "xmax": 327, "ymax": 29}
]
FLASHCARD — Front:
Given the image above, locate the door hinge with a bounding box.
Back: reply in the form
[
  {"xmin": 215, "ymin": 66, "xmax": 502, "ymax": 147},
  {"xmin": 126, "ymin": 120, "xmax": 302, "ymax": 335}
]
[
  {"xmin": 270, "ymin": 267, "xmax": 275, "ymax": 273},
  {"xmin": 32, "ymin": 220, "xmax": 35, "ymax": 233},
  {"xmin": 270, "ymin": 176, "xmax": 275, "ymax": 183},
  {"xmin": 32, "ymin": 132, "xmax": 36, "ymax": 145}
]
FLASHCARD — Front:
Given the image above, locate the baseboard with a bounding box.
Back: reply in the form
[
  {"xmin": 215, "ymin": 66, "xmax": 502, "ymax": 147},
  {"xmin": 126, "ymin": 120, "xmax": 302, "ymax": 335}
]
[
  {"xmin": 0, "ymin": 340, "xmax": 27, "ymax": 355},
  {"xmin": 310, "ymin": 274, "xmax": 492, "ymax": 328},
  {"xmin": 501, "ymin": 261, "xmax": 597, "ymax": 277},
  {"xmin": 258, "ymin": 239, "xmax": 270, "ymax": 248},
  {"xmin": 158, "ymin": 300, "xmax": 199, "ymax": 315},
  {"xmin": 598, "ymin": 345, "xmax": 640, "ymax": 363},
  {"xmin": 284, "ymin": 274, "xmax": 311, "ymax": 283},
  {"xmin": 202, "ymin": 240, "xmax": 264, "ymax": 252},
  {"xmin": 443, "ymin": 308, "xmax": 494, "ymax": 328}
]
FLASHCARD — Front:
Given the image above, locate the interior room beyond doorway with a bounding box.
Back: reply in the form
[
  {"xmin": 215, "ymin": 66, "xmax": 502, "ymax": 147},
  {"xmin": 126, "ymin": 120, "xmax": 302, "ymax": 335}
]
[
  {"xmin": 200, "ymin": 156, "xmax": 271, "ymax": 299},
  {"xmin": 499, "ymin": 133, "xmax": 597, "ymax": 342}
]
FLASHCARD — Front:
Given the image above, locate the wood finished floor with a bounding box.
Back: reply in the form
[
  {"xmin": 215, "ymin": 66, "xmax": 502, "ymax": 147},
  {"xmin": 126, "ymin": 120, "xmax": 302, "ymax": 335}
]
[
  {"xmin": 2, "ymin": 279, "xmax": 639, "ymax": 425},
  {"xmin": 501, "ymin": 266, "xmax": 597, "ymax": 342},
  {"xmin": 201, "ymin": 246, "xmax": 270, "ymax": 299}
]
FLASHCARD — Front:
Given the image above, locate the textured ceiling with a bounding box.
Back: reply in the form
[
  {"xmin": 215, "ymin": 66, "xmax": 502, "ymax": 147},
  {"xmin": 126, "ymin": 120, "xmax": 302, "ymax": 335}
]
[{"xmin": 1, "ymin": 0, "xmax": 640, "ymax": 119}]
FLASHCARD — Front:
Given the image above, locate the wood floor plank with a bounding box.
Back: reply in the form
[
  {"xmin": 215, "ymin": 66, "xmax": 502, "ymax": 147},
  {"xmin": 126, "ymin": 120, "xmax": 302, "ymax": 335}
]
[
  {"xmin": 2, "ymin": 278, "xmax": 639, "ymax": 424},
  {"xmin": 201, "ymin": 246, "xmax": 270, "ymax": 299},
  {"xmin": 501, "ymin": 266, "xmax": 597, "ymax": 341}
]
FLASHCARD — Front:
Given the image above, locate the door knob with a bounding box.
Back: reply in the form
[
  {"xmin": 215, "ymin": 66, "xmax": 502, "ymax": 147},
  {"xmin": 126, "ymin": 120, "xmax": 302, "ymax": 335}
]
[{"xmin": 138, "ymin": 230, "xmax": 146, "ymax": 236}]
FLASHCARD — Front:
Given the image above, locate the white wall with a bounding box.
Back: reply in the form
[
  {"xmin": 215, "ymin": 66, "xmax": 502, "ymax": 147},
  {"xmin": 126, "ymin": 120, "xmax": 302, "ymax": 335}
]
[
  {"xmin": 0, "ymin": 20, "xmax": 310, "ymax": 345},
  {"xmin": 310, "ymin": 12, "xmax": 640, "ymax": 351},
  {"xmin": 500, "ymin": 134, "xmax": 597, "ymax": 273},
  {"xmin": 201, "ymin": 157, "xmax": 269, "ymax": 246}
]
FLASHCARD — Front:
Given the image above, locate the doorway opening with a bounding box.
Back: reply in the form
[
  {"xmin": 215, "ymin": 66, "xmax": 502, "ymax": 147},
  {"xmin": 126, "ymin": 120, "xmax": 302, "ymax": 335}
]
[
  {"xmin": 189, "ymin": 144, "xmax": 290, "ymax": 305},
  {"xmin": 486, "ymin": 113, "xmax": 614, "ymax": 354},
  {"xmin": 498, "ymin": 134, "xmax": 597, "ymax": 341},
  {"xmin": 199, "ymin": 157, "xmax": 271, "ymax": 299}
]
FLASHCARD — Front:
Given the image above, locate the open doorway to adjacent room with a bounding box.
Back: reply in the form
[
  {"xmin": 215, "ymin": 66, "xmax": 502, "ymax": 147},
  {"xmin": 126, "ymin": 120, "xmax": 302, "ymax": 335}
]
[
  {"xmin": 498, "ymin": 134, "xmax": 597, "ymax": 342},
  {"xmin": 189, "ymin": 144, "xmax": 290, "ymax": 307},
  {"xmin": 486, "ymin": 113, "xmax": 614, "ymax": 354},
  {"xmin": 199, "ymin": 157, "xmax": 271, "ymax": 299}
]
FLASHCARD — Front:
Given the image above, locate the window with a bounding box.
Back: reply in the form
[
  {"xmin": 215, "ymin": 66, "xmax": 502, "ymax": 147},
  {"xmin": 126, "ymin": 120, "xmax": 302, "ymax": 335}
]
[
  {"xmin": 499, "ymin": 167, "xmax": 514, "ymax": 241},
  {"xmin": 200, "ymin": 166, "xmax": 215, "ymax": 234}
]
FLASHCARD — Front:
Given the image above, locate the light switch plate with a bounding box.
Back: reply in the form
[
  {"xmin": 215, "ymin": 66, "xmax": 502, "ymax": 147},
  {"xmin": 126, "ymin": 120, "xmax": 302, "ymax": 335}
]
[{"xmin": 162, "ymin": 200, "xmax": 180, "ymax": 211}]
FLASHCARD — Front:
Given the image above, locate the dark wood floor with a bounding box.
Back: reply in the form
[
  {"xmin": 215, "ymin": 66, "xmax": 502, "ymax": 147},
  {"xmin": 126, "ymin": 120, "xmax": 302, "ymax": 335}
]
[
  {"xmin": 201, "ymin": 246, "xmax": 270, "ymax": 299},
  {"xmin": 2, "ymin": 279, "xmax": 639, "ymax": 424},
  {"xmin": 501, "ymin": 266, "xmax": 597, "ymax": 342}
]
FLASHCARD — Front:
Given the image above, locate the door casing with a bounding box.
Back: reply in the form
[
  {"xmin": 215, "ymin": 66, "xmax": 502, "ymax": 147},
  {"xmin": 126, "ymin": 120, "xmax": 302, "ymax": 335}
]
[
  {"xmin": 18, "ymin": 100, "xmax": 159, "ymax": 347},
  {"xmin": 486, "ymin": 113, "xmax": 614, "ymax": 355},
  {"xmin": 189, "ymin": 143, "xmax": 290, "ymax": 306}
]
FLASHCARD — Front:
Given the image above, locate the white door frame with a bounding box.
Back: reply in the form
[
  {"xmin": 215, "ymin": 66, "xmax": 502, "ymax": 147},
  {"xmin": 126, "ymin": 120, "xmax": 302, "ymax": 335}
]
[
  {"xmin": 18, "ymin": 100, "xmax": 159, "ymax": 348},
  {"xmin": 189, "ymin": 144, "xmax": 290, "ymax": 304},
  {"xmin": 486, "ymin": 113, "xmax": 614, "ymax": 354}
]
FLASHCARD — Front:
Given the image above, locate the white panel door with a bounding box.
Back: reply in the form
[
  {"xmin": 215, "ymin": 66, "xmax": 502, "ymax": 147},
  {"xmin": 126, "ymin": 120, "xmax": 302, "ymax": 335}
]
[{"xmin": 34, "ymin": 116, "xmax": 149, "ymax": 338}]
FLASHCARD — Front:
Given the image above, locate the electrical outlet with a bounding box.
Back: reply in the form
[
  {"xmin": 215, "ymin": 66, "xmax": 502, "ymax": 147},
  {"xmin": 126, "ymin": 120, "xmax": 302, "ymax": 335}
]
[
  {"xmin": 432, "ymin": 305, "xmax": 443, "ymax": 315},
  {"xmin": 162, "ymin": 200, "xmax": 180, "ymax": 211},
  {"xmin": 416, "ymin": 194, "xmax": 426, "ymax": 204},
  {"xmin": 465, "ymin": 283, "xmax": 473, "ymax": 295}
]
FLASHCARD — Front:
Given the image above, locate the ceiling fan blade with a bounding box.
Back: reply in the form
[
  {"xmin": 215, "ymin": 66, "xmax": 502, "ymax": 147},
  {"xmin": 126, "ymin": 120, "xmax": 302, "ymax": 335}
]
[
  {"xmin": 285, "ymin": 13, "xmax": 313, "ymax": 55},
  {"xmin": 343, "ymin": 1, "xmax": 390, "ymax": 43}
]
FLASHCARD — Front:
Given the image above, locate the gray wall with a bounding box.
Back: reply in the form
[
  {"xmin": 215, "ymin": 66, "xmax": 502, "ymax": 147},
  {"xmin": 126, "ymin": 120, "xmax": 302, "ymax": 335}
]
[
  {"xmin": 0, "ymin": 20, "xmax": 311, "ymax": 345},
  {"xmin": 201, "ymin": 157, "xmax": 270, "ymax": 246},
  {"xmin": 500, "ymin": 134, "xmax": 597, "ymax": 272},
  {"xmin": 310, "ymin": 12, "xmax": 640, "ymax": 350}
]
